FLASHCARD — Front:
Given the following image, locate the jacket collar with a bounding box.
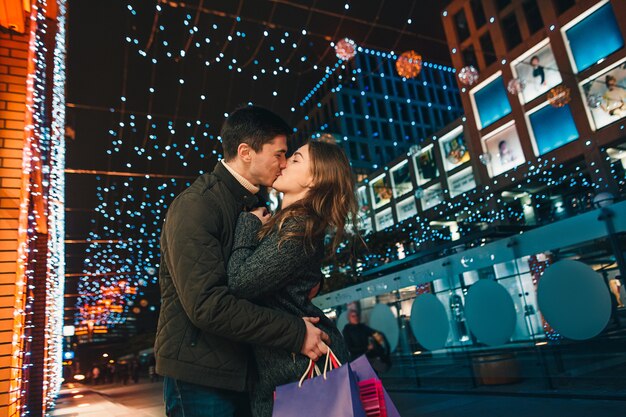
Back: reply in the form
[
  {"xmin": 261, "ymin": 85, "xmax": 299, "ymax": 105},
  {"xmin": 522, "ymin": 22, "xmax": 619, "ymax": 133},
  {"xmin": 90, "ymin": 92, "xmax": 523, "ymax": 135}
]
[{"xmin": 213, "ymin": 162, "xmax": 259, "ymax": 210}]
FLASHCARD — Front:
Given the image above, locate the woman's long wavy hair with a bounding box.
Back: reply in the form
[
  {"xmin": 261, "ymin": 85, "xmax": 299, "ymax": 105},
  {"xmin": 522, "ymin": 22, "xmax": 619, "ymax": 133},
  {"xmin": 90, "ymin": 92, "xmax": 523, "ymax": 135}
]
[{"xmin": 259, "ymin": 140, "xmax": 359, "ymax": 257}]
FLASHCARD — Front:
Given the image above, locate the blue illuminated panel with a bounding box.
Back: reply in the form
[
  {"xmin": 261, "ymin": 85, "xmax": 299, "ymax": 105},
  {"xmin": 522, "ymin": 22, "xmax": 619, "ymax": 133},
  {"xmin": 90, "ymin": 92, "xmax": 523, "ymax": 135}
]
[
  {"xmin": 565, "ymin": 3, "xmax": 624, "ymax": 72},
  {"xmin": 473, "ymin": 76, "xmax": 512, "ymax": 129},
  {"xmin": 528, "ymin": 104, "xmax": 579, "ymax": 155}
]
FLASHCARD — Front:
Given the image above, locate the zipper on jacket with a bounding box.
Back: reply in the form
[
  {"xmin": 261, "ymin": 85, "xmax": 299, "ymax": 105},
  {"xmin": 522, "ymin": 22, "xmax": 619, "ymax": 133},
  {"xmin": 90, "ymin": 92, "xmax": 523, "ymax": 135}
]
[{"xmin": 189, "ymin": 327, "xmax": 200, "ymax": 347}]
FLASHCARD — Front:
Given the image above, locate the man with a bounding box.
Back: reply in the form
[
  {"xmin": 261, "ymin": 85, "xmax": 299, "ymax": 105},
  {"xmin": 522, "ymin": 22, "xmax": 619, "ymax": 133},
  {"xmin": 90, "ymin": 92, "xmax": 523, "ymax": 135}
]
[
  {"xmin": 342, "ymin": 310, "xmax": 377, "ymax": 360},
  {"xmin": 342, "ymin": 310, "xmax": 391, "ymax": 373},
  {"xmin": 155, "ymin": 106, "xmax": 329, "ymax": 417}
]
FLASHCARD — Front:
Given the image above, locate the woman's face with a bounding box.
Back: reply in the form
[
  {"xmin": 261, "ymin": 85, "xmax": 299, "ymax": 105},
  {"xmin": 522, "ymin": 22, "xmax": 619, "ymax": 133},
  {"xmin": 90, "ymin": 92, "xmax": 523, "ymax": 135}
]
[{"xmin": 272, "ymin": 144, "xmax": 314, "ymax": 194}]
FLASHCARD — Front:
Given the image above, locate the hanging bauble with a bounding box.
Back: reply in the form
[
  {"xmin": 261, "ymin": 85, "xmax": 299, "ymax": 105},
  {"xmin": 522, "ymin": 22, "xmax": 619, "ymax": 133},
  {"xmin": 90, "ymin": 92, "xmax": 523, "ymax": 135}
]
[
  {"xmin": 458, "ymin": 65, "xmax": 479, "ymax": 86},
  {"xmin": 414, "ymin": 188, "xmax": 425, "ymax": 199},
  {"xmin": 547, "ymin": 86, "xmax": 571, "ymax": 108},
  {"xmin": 479, "ymin": 153, "xmax": 492, "ymax": 165},
  {"xmin": 408, "ymin": 144, "xmax": 421, "ymax": 155},
  {"xmin": 507, "ymin": 78, "xmax": 526, "ymax": 95},
  {"xmin": 586, "ymin": 94, "xmax": 603, "ymax": 109},
  {"xmin": 334, "ymin": 38, "xmax": 357, "ymax": 61},
  {"xmin": 396, "ymin": 50, "xmax": 423, "ymax": 79}
]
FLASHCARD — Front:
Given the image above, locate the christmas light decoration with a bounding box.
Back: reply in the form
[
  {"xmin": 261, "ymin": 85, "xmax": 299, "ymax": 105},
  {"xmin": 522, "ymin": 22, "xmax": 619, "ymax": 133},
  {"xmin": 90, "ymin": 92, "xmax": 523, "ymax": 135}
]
[
  {"xmin": 334, "ymin": 38, "xmax": 357, "ymax": 60},
  {"xmin": 395, "ymin": 50, "xmax": 422, "ymax": 79},
  {"xmin": 458, "ymin": 65, "xmax": 479, "ymax": 86},
  {"xmin": 547, "ymin": 85, "xmax": 571, "ymax": 108},
  {"xmin": 507, "ymin": 78, "xmax": 525, "ymax": 95}
]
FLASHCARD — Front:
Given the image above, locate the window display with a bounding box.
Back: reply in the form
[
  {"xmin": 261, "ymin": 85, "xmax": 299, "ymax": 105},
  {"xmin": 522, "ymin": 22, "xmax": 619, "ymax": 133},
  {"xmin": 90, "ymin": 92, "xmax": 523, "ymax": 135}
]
[
  {"xmin": 563, "ymin": 1, "xmax": 624, "ymax": 73},
  {"xmin": 413, "ymin": 144, "xmax": 440, "ymax": 185},
  {"xmin": 511, "ymin": 41, "xmax": 562, "ymax": 104},
  {"xmin": 375, "ymin": 208, "xmax": 394, "ymax": 231},
  {"xmin": 581, "ymin": 59, "xmax": 626, "ymax": 130},
  {"xmin": 482, "ymin": 122, "xmax": 525, "ymax": 177},
  {"xmin": 471, "ymin": 74, "xmax": 512, "ymax": 129},
  {"xmin": 527, "ymin": 103, "xmax": 579, "ymax": 155},
  {"xmin": 421, "ymin": 183, "xmax": 444, "ymax": 210},
  {"xmin": 370, "ymin": 174, "xmax": 391, "ymax": 209},
  {"xmin": 396, "ymin": 197, "xmax": 417, "ymax": 222},
  {"xmin": 448, "ymin": 167, "xmax": 476, "ymax": 198},
  {"xmin": 390, "ymin": 160, "xmax": 413, "ymax": 199},
  {"xmin": 438, "ymin": 126, "xmax": 470, "ymax": 172}
]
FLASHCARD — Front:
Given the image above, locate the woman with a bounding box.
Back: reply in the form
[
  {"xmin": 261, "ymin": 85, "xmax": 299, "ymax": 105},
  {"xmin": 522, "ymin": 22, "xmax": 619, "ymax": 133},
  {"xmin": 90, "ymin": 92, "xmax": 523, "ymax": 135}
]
[{"xmin": 227, "ymin": 140, "xmax": 358, "ymax": 417}]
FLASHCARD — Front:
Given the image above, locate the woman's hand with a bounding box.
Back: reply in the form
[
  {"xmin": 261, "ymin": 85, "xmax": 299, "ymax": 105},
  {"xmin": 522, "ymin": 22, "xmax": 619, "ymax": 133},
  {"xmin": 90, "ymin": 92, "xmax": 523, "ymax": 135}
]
[{"xmin": 250, "ymin": 206, "xmax": 271, "ymax": 225}]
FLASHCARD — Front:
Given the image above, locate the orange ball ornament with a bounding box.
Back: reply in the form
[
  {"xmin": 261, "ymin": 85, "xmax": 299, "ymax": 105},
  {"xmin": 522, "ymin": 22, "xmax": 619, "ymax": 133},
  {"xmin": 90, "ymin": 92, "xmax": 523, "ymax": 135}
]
[{"xmin": 396, "ymin": 50, "xmax": 422, "ymax": 79}]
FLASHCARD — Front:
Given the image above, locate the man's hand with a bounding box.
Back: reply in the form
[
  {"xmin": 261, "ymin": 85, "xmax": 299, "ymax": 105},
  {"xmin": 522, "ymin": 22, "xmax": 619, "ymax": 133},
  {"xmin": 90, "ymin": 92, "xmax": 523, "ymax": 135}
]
[
  {"xmin": 250, "ymin": 207, "xmax": 271, "ymax": 225},
  {"xmin": 300, "ymin": 317, "xmax": 330, "ymax": 361}
]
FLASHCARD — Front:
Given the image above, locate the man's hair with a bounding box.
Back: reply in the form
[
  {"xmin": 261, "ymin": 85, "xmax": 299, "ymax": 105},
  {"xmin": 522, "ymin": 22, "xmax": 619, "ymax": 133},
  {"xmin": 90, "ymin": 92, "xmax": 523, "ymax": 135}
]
[
  {"xmin": 220, "ymin": 106, "xmax": 291, "ymax": 161},
  {"xmin": 605, "ymin": 75, "xmax": 617, "ymax": 87}
]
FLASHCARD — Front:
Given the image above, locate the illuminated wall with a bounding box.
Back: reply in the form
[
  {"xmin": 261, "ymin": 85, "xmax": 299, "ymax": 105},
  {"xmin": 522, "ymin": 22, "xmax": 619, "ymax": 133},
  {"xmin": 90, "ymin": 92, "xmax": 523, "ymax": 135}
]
[{"xmin": 0, "ymin": 0, "xmax": 66, "ymax": 415}]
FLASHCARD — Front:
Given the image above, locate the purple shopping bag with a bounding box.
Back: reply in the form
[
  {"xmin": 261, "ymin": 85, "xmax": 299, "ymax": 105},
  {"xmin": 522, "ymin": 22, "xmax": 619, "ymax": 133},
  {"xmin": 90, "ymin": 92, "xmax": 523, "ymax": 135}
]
[
  {"xmin": 349, "ymin": 355, "xmax": 401, "ymax": 417},
  {"xmin": 272, "ymin": 356, "xmax": 367, "ymax": 417}
]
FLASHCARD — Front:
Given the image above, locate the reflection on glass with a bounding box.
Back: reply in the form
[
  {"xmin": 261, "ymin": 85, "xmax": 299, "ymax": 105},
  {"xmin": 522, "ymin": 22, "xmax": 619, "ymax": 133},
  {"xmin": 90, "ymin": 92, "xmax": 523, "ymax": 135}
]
[
  {"xmin": 396, "ymin": 197, "xmax": 417, "ymax": 222},
  {"xmin": 439, "ymin": 127, "xmax": 470, "ymax": 172},
  {"xmin": 564, "ymin": 2, "xmax": 624, "ymax": 73},
  {"xmin": 421, "ymin": 184, "xmax": 444, "ymax": 210},
  {"xmin": 512, "ymin": 41, "xmax": 562, "ymax": 104},
  {"xmin": 448, "ymin": 167, "xmax": 477, "ymax": 198},
  {"xmin": 413, "ymin": 145, "xmax": 439, "ymax": 185},
  {"xmin": 581, "ymin": 60, "xmax": 626, "ymax": 130},
  {"xmin": 390, "ymin": 161, "xmax": 413, "ymax": 199},
  {"xmin": 483, "ymin": 123, "xmax": 525, "ymax": 177},
  {"xmin": 370, "ymin": 174, "xmax": 391, "ymax": 209},
  {"xmin": 528, "ymin": 104, "xmax": 579, "ymax": 155}
]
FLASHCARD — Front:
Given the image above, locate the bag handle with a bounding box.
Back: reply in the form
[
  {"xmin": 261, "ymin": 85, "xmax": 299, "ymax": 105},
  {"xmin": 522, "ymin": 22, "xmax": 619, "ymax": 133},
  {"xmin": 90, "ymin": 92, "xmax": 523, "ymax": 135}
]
[
  {"xmin": 298, "ymin": 359, "xmax": 322, "ymax": 387},
  {"xmin": 322, "ymin": 348, "xmax": 342, "ymax": 380}
]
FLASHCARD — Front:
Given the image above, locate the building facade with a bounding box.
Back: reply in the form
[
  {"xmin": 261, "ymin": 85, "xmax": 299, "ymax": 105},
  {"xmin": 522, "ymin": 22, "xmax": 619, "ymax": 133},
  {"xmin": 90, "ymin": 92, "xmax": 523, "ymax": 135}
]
[
  {"xmin": 315, "ymin": 0, "xmax": 626, "ymax": 396},
  {"xmin": 0, "ymin": 1, "xmax": 66, "ymax": 416},
  {"xmin": 296, "ymin": 49, "xmax": 464, "ymax": 173}
]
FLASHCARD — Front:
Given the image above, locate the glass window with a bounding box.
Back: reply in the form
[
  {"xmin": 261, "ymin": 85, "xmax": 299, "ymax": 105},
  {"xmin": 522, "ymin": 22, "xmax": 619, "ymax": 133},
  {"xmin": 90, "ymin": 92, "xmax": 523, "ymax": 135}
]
[
  {"xmin": 439, "ymin": 126, "xmax": 470, "ymax": 171},
  {"xmin": 375, "ymin": 208, "xmax": 394, "ymax": 231},
  {"xmin": 512, "ymin": 41, "xmax": 562, "ymax": 104},
  {"xmin": 390, "ymin": 160, "xmax": 413, "ymax": 199},
  {"xmin": 462, "ymin": 45, "xmax": 478, "ymax": 68},
  {"xmin": 480, "ymin": 32, "xmax": 496, "ymax": 67},
  {"xmin": 501, "ymin": 13, "xmax": 522, "ymax": 50},
  {"xmin": 528, "ymin": 104, "xmax": 579, "ymax": 155},
  {"xmin": 471, "ymin": 75, "xmax": 512, "ymax": 129},
  {"xmin": 470, "ymin": 0, "xmax": 487, "ymax": 28},
  {"xmin": 413, "ymin": 144, "xmax": 439, "ymax": 185},
  {"xmin": 370, "ymin": 174, "xmax": 391, "ymax": 209},
  {"xmin": 580, "ymin": 58, "xmax": 626, "ymax": 130},
  {"xmin": 421, "ymin": 183, "xmax": 444, "ymax": 210},
  {"xmin": 455, "ymin": 9, "xmax": 471, "ymax": 42},
  {"xmin": 564, "ymin": 3, "xmax": 624, "ymax": 73},
  {"xmin": 482, "ymin": 122, "xmax": 526, "ymax": 177},
  {"xmin": 552, "ymin": 0, "xmax": 575, "ymax": 15},
  {"xmin": 396, "ymin": 197, "xmax": 418, "ymax": 222},
  {"xmin": 523, "ymin": 0, "xmax": 543, "ymax": 34},
  {"xmin": 495, "ymin": 0, "xmax": 512, "ymax": 11},
  {"xmin": 448, "ymin": 167, "xmax": 477, "ymax": 198},
  {"xmin": 360, "ymin": 143, "xmax": 371, "ymax": 161}
]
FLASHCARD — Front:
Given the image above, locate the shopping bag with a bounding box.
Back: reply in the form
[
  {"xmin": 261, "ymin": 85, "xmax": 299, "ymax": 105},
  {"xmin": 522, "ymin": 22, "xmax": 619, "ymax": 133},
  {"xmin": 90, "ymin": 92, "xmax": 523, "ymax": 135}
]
[
  {"xmin": 358, "ymin": 378, "xmax": 387, "ymax": 417},
  {"xmin": 272, "ymin": 351, "xmax": 367, "ymax": 417},
  {"xmin": 350, "ymin": 355, "xmax": 401, "ymax": 417}
]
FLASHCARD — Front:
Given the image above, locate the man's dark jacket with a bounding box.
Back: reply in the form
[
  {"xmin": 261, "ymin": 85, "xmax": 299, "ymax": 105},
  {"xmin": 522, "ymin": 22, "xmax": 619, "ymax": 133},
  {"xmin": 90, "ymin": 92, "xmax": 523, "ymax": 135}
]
[{"xmin": 155, "ymin": 162, "xmax": 306, "ymax": 391}]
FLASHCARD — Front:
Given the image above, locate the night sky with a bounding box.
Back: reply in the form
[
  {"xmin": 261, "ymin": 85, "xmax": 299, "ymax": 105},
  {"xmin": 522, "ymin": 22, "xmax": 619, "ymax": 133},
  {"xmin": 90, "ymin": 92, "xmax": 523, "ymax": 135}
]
[{"xmin": 64, "ymin": 0, "xmax": 452, "ymax": 328}]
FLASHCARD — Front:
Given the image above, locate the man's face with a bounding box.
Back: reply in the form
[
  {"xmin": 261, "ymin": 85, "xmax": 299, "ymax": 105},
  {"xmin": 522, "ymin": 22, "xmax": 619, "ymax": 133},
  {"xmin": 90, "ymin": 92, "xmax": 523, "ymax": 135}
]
[
  {"xmin": 348, "ymin": 311, "xmax": 359, "ymax": 324},
  {"xmin": 248, "ymin": 135, "xmax": 288, "ymax": 187},
  {"xmin": 608, "ymin": 79, "xmax": 617, "ymax": 90}
]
